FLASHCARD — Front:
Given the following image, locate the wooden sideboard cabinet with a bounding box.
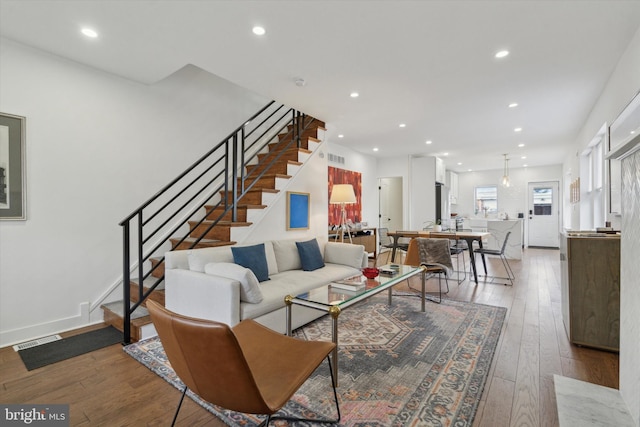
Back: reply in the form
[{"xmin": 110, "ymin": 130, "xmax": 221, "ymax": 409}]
[{"xmin": 560, "ymin": 232, "xmax": 620, "ymax": 351}]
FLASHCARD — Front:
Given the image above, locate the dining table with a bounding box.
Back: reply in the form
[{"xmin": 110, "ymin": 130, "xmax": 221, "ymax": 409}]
[{"xmin": 387, "ymin": 230, "xmax": 491, "ymax": 284}]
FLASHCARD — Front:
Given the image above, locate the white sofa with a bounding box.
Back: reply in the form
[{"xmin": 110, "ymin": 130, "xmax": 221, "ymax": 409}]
[{"xmin": 164, "ymin": 238, "xmax": 367, "ymax": 333}]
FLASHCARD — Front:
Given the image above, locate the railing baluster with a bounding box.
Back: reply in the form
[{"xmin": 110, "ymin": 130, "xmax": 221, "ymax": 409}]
[
  {"xmin": 137, "ymin": 211, "xmax": 144, "ymax": 303},
  {"xmin": 122, "ymin": 223, "xmax": 131, "ymax": 344}
]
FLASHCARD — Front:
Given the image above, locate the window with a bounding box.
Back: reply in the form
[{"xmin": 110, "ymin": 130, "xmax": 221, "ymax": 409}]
[
  {"xmin": 533, "ymin": 187, "xmax": 553, "ymax": 215},
  {"xmin": 474, "ymin": 186, "xmax": 497, "ymax": 215}
]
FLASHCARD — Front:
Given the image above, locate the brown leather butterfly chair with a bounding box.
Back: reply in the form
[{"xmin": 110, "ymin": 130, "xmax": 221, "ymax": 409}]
[{"xmin": 146, "ymin": 300, "xmax": 341, "ymax": 426}]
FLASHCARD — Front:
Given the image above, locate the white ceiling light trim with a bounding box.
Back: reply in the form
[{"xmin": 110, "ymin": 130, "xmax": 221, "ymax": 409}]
[
  {"xmin": 495, "ymin": 50, "xmax": 509, "ymax": 58},
  {"xmin": 252, "ymin": 26, "xmax": 266, "ymax": 35}
]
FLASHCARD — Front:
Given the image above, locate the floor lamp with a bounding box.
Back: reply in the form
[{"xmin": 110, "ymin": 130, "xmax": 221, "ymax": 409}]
[{"xmin": 330, "ymin": 184, "xmax": 357, "ymax": 244}]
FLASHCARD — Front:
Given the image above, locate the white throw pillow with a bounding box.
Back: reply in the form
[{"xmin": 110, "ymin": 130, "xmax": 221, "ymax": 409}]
[{"xmin": 204, "ymin": 262, "xmax": 263, "ymax": 303}]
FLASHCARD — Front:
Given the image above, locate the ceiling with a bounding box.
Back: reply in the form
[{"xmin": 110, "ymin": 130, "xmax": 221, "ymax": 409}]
[{"xmin": 2, "ymin": 0, "xmax": 640, "ymax": 172}]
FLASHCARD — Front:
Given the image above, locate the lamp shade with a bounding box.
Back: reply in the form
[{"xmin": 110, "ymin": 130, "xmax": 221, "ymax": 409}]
[{"xmin": 330, "ymin": 184, "xmax": 356, "ymax": 204}]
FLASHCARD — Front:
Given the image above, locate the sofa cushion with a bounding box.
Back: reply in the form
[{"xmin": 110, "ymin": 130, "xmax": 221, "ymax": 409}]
[
  {"xmin": 240, "ymin": 263, "xmax": 362, "ymax": 320},
  {"xmin": 231, "ymin": 243, "xmax": 270, "ymax": 282},
  {"xmin": 204, "ymin": 262, "xmax": 263, "ymax": 303},
  {"xmin": 324, "ymin": 242, "xmax": 366, "ymax": 269},
  {"xmin": 296, "ymin": 238, "xmax": 325, "ymax": 271},
  {"xmin": 272, "ymin": 239, "xmax": 302, "ymax": 272},
  {"xmin": 187, "ymin": 242, "xmax": 278, "ymax": 275}
]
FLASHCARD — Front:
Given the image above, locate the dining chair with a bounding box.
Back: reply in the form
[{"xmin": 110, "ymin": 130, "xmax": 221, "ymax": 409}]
[
  {"xmin": 146, "ymin": 300, "xmax": 341, "ymax": 427},
  {"xmin": 378, "ymin": 227, "xmax": 408, "ymax": 264},
  {"xmin": 405, "ymin": 238, "xmax": 454, "ymax": 303},
  {"xmin": 449, "ymin": 231, "xmax": 470, "ymax": 284},
  {"xmin": 473, "ymin": 231, "xmax": 515, "ymax": 286}
]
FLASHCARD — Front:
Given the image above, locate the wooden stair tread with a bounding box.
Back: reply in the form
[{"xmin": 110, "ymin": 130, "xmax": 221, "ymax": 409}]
[
  {"xmin": 190, "ymin": 220, "xmax": 252, "ymax": 227},
  {"xmin": 222, "ymin": 187, "xmax": 279, "ymax": 193},
  {"xmin": 204, "ymin": 204, "xmax": 267, "ymax": 209},
  {"xmin": 168, "ymin": 238, "xmax": 237, "ymax": 247}
]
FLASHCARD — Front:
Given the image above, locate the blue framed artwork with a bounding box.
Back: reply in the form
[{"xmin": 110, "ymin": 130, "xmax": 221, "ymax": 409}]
[{"xmin": 286, "ymin": 191, "xmax": 310, "ymax": 230}]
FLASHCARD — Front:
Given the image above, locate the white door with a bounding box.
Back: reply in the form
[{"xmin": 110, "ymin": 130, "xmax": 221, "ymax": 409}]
[
  {"xmin": 527, "ymin": 181, "xmax": 560, "ymax": 248},
  {"xmin": 378, "ymin": 177, "xmax": 403, "ymax": 232}
]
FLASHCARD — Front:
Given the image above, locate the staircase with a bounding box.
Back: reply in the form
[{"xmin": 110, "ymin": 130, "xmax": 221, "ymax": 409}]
[{"xmin": 104, "ymin": 102, "xmax": 326, "ymax": 342}]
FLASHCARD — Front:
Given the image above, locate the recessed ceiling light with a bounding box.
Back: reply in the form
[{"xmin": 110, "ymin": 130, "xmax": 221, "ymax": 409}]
[
  {"xmin": 350, "ymin": 92, "xmax": 359, "ymax": 98},
  {"xmin": 495, "ymin": 50, "xmax": 509, "ymax": 58},
  {"xmin": 338, "ymin": 134, "xmax": 344, "ymax": 138},
  {"xmin": 508, "ymin": 103, "xmax": 518, "ymax": 108},
  {"xmin": 523, "ymin": 164, "xmax": 528, "ymax": 167},
  {"xmin": 252, "ymin": 26, "xmax": 266, "ymax": 36},
  {"xmin": 518, "ymin": 143, "xmax": 525, "ymax": 147},
  {"xmin": 399, "ymin": 123, "xmax": 406, "ymax": 128},
  {"xmin": 457, "ymin": 162, "xmax": 462, "ymax": 166},
  {"xmin": 631, "ymin": 130, "xmax": 636, "ymax": 134},
  {"xmin": 514, "ymin": 127, "xmax": 522, "ymax": 132},
  {"xmin": 521, "ymin": 156, "xmax": 527, "ymax": 159},
  {"xmin": 425, "ymin": 140, "xmax": 433, "ymax": 145},
  {"xmin": 373, "ymin": 147, "xmax": 379, "ymax": 152},
  {"xmin": 81, "ymin": 28, "xmax": 98, "ymax": 38},
  {"xmin": 467, "ymin": 169, "xmax": 472, "ymax": 172},
  {"xmin": 443, "ymin": 152, "xmax": 449, "ymax": 156}
]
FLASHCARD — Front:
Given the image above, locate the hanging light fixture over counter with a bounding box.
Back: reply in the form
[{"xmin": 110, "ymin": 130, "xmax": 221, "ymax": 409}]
[{"xmin": 502, "ymin": 154, "xmax": 510, "ymax": 187}]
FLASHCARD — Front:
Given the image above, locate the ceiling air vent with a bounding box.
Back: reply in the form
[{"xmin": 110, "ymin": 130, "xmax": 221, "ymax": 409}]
[
  {"xmin": 13, "ymin": 334, "xmax": 62, "ymax": 351},
  {"xmin": 328, "ymin": 153, "xmax": 345, "ymax": 165}
]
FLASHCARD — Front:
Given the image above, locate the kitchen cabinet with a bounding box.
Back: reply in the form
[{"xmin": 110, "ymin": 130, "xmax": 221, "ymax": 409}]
[
  {"xmin": 447, "ymin": 171, "xmax": 458, "ymax": 204},
  {"xmin": 435, "ymin": 157, "xmax": 446, "ymax": 184},
  {"xmin": 560, "ymin": 232, "xmax": 620, "ymax": 351}
]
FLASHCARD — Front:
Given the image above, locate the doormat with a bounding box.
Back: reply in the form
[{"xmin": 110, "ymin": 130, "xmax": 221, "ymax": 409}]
[{"xmin": 19, "ymin": 326, "xmax": 122, "ymax": 371}]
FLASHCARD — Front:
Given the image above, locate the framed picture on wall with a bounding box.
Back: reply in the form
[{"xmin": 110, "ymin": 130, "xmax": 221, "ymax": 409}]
[
  {"xmin": 0, "ymin": 113, "xmax": 26, "ymax": 220},
  {"xmin": 286, "ymin": 191, "xmax": 310, "ymax": 230}
]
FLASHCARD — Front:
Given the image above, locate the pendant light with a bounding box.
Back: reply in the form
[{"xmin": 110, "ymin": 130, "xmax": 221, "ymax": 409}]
[{"xmin": 502, "ymin": 154, "xmax": 510, "ymax": 187}]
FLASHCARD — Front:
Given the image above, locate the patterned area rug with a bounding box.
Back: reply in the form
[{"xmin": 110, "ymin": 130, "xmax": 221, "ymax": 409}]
[{"xmin": 124, "ymin": 295, "xmax": 506, "ymax": 426}]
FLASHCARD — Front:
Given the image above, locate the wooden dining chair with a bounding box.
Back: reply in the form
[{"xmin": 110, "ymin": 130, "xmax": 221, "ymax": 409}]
[{"xmin": 146, "ymin": 300, "xmax": 341, "ymax": 426}]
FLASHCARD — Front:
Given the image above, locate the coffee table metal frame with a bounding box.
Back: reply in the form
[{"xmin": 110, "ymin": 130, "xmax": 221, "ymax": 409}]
[{"xmin": 284, "ymin": 264, "xmax": 427, "ymax": 383}]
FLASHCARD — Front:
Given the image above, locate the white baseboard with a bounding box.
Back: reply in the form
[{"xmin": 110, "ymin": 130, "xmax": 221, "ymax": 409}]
[{"xmin": 0, "ymin": 302, "xmax": 100, "ymax": 348}]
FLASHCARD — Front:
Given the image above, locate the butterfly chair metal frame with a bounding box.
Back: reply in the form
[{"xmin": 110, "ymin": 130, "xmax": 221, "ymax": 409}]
[
  {"xmin": 146, "ymin": 300, "xmax": 341, "ymax": 427},
  {"xmin": 404, "ymin": 238, "xmax": 454, "ymax": 303},
  {"xmin": 474, "ymin": 231, "xmax": 515, "ymax": 286}
]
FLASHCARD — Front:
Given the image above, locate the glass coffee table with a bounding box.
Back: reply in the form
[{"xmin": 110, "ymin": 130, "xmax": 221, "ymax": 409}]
[{"xmin": 284, "ymin": 264, "xmax": 426, "ymax": 383}]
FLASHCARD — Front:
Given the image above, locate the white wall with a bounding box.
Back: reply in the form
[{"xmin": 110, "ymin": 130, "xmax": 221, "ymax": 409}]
[
  {"xmin": 0, "ymin": 38, "xmax": 271, "ymax": 347},
  {"xmin": 454, "ymin": 164, "xmax": 563, "ymax": 219}
]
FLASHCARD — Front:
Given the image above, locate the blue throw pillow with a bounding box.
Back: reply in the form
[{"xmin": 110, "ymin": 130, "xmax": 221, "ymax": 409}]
[
  {"xmin": 296, "ymin": 239, "xmax": 325, "ymax": 271},
  {"xmin": 231, "ymin": 244, "xmax": 270, "ymax": 282}
]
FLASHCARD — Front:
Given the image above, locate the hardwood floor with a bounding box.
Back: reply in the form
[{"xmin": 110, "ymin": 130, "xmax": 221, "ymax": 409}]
[{"xmin": 0, "ymin": 248, "xmax": 618, "ymax": 426}]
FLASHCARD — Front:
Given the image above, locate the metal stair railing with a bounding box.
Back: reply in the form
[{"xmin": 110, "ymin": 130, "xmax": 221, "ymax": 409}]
[{"xmin": 119, "ymin": 101, "xmax": 319, "ymax": 343}]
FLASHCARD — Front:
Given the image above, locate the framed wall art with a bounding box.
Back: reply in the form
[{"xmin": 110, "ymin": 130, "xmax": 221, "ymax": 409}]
[
  {"xmin": 0, "ymin": 113, "xmax": 26, "ymax": 220},
  {"xmin": 286, "ymin": 191, "xmax": 310, "ymax": 230},
  {"xmin": 328, "ymin": 166, "xmax": 362, "ymax": 226}
]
